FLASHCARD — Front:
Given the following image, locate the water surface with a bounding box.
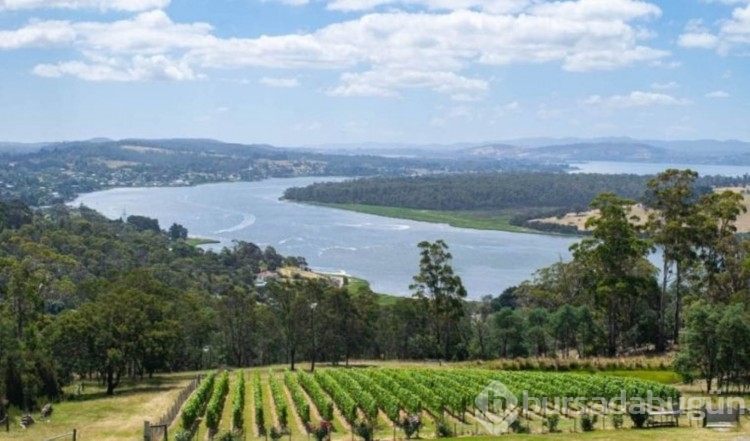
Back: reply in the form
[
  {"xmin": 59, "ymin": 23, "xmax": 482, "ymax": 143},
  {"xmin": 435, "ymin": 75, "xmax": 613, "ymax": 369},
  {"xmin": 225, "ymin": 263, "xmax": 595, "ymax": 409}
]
[{"xmin": 72, "ymin": 177, "xmax": 577, "ymax": 297}]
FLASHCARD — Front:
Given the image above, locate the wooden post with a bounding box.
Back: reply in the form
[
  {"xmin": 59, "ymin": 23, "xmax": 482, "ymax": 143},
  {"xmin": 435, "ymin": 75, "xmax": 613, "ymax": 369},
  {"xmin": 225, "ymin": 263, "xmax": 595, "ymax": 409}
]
[
  {"xmin": 144, "ymin": 421, "xmax": 151, "ymax": 441},
  {"xmin": 73, "ymin": 429, "xmax": 78, "ymax": 441},
  {"xmin": 164, "ymin": 426, "xmax": 168, "ymax": 441}
]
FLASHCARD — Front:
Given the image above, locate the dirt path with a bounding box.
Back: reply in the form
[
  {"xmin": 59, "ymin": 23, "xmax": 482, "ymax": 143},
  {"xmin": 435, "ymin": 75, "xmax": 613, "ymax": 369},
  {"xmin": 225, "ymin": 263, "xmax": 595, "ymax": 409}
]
[{"xmin": 264, "ymin": 378, "xmax": 280, "ymax": 428}]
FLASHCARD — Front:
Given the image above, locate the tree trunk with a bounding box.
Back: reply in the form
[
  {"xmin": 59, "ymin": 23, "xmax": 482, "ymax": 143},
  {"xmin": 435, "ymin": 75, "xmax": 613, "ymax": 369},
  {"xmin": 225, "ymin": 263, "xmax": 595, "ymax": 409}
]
[
  {"xmin": 105, "ymin": 367, "xmax": 119, "ymax": 396},
  {"xmin": 656, "ymin": 259, "xmax": 668, "ymax": 352},
  {"xmin": 673, "ymin": 264, "xmax": 682, "ymax": 343},
  {"xmin": 607, "ymin": 299, "xmax": 617, "ymax": 357}
]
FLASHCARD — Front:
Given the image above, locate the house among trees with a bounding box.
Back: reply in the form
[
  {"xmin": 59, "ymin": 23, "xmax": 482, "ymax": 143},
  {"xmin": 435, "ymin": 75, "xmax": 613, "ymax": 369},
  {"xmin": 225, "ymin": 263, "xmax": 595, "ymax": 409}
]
[{"xmin": 255, "ymin": 270, "xmax": 277, "ymax": 287}]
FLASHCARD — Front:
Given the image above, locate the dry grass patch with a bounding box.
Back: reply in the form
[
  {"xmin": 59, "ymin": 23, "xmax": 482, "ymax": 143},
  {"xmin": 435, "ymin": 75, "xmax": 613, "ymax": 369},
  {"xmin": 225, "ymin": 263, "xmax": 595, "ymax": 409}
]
[{"xmin": 3, "ymin": 372, "xmax": 195, "ymax": 441}]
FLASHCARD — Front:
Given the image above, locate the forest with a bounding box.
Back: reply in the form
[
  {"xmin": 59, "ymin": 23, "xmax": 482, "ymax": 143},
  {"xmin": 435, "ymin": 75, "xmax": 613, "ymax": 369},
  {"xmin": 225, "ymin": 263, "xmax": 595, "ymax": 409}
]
[
  {"xmin": 2, "ymin": 169, "xmax": 750, "ymax": 414},
  {"xmin": 283, "ymin": 172, "xmax": 749, "ymax": 233}
]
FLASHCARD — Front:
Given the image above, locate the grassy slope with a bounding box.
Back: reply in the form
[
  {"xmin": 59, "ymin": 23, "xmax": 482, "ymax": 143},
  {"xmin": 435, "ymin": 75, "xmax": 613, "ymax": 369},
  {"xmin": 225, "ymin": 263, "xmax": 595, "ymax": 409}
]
[
  {"xmin": 314, "ymin": 203, "xmax": 536, "ymax": 233},
  {"xmin": 185, "ymin": 237, "xmax": 221, "ymax": 247},
  {"xmin": 346, "ymin": 276, "xmax": 401, "ymax": 306},
  {"xmin": 3, "ymin": 373, "xmax": 194, "ymax": 441}
]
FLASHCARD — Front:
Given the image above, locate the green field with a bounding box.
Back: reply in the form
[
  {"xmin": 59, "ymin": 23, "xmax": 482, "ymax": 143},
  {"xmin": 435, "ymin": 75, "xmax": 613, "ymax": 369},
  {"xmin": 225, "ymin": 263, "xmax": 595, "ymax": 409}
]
[
  {"xmin": 346, "ymin": 276, "xmax": 402, "ymax": 305},
  {"xmin": 185, "ymin": 237, "xmax": 221, "ymax": 247},
  {"xmin": 314, "ymin": 203, "xmax": 536, "ymax": 233}
]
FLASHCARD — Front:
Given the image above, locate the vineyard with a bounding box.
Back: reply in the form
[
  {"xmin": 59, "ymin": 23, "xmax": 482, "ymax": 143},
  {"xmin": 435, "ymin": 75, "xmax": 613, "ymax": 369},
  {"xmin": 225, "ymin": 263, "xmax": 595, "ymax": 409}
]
[{"xmin": 173, "ymin": 367, "xmax": 680, "ymax": 440}]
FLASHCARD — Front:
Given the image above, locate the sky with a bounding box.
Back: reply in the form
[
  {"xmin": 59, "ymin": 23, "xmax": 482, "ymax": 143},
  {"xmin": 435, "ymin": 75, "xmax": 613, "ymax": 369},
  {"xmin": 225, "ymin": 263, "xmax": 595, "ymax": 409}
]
[{"xmin": 0, "ymin": 0, "xmax": 748, "ymax": 146}]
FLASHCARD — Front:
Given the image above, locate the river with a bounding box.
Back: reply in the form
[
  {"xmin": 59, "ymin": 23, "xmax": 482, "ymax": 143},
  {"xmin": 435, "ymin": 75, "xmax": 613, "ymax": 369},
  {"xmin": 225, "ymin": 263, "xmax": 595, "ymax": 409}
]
[
  {"xmin": 71, "ymin": 177, "xmax": 577, "ymax": 297},
  {"xmin": 71, "ymin": 161, "xmax": 749, "ymax": 298}
]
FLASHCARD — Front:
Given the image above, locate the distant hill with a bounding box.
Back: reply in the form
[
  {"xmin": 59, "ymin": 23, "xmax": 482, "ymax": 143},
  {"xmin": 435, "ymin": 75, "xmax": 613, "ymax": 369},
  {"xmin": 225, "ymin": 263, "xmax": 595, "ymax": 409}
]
[
  {"xmin": 463, "ymin": 142, "xmax": 669, "ymax": 162},
  {"xmin": 459, "ymin": 138, "xmax": 750, "ymax": 164},
  {"xmin": 303, "ymin": 137, "xmax": 750, "ymax": 165},
  {"xmin": 0, "ymin": 141, "xmax": 49, "ymax": 154}
]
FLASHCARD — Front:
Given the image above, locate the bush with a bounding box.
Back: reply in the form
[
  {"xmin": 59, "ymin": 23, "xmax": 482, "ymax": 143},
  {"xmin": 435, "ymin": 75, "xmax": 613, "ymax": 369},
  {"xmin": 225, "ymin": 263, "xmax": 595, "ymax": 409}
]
[
  {"xmin": 270, "ymin": 426, "xmax": 283, "ymax": 441},
  {"xmin": 401, "ymin": 414, "xmax": 421, "ymax": 439},
  {"xmin": 435, "ymin": 418, "xmax": 453, "ymax": 438},
  {"xmin": 174, "ymin": 430, "xmax": 192, "ymax": 441},
  {"xmin": 612, "ymin": 413, "xmax": 624, "ymax": 429},
  {"xmin": 354, "ymin": 421, "xmax": 373, "ymax": 441},
  {"xmin": 543, "ymin": 414, "xmax": 560, "ymax": 433},
  {"xmin": 629, "ymin": 408, "xmax": 649, "ymax": 428},
  {"xmin": 581, "ymin": 413, "xmax": 597, "ymax": 432},
  {"xmin": 310, "ymin": 420, "xmax": 332, "ymax": 441},
  {"xmin": 216, "ymin": 431, "xmax": 241, "ymax": 441},
  {"xmin": 509, "ymin": 419, "xmax": 529, "ymax": 434}
]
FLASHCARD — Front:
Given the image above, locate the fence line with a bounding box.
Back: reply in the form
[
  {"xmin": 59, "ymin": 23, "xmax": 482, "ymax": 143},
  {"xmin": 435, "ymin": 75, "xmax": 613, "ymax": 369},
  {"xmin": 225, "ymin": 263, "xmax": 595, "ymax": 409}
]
[
  {"xmin": 43, "ymin": 429, "xmax": 77, "ymax": 441},
  {"xmin": 150, "ymin": 376, "xmax": 201, "ymax": 440}
]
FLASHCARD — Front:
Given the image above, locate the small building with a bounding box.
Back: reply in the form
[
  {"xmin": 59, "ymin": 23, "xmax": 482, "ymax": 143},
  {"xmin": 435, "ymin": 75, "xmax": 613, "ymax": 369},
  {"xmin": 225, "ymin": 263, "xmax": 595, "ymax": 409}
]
[{"xmin": 255, "ymin": 270, "xmax": 277, "ymax": 287}]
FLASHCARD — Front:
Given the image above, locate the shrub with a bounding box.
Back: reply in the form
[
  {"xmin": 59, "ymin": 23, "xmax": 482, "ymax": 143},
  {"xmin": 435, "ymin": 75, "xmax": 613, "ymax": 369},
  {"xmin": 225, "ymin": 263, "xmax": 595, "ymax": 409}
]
[
  {"xmin": 612, "ymin": 413, "xmax": 624, "ymax": 429},
  {"xmin": 509, "ymin": 419, "xmax": 529, "ymax": 434},
  {"xmin": 354, "ymin": 421, "xmax": 373, "ymax": 441},
  {"xmin": 435, "ymin": 418, "xmax": 453, "ymax": 438},
  {"xmin": 310, "ymin": 420, "xmax": 332, "ymax": 441},
  {"xmin": 628, "ymin": 408, "xmax": 649, "ymax": 428},
  {"xmin": 270, "ymin": 426, "xmax": 283, "ymax": 441},
  {"xmin": 400, "ymin": 414, "xmax": 421, "ymax": 439},
  {"xmin": 581, "ymin": 413, "xmax": 597, "ymax": 432},
  {"xmin": 174, "ymin": 429, "xmax": 191, "ymax": 441},
  {"xmin": 216, "ymin": 431, "xmax": 241, "ymax": 441},
  {"xmin": 543, "ymin": 414, "xmax": 560, "ymax": 433}
]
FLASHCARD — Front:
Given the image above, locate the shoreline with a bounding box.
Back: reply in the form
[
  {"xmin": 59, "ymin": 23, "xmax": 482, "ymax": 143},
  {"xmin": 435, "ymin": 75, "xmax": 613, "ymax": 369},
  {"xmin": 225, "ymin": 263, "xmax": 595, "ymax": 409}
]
[{"xmin": 294, "ymin": 201, "xmax": 579, "ymax": 237}]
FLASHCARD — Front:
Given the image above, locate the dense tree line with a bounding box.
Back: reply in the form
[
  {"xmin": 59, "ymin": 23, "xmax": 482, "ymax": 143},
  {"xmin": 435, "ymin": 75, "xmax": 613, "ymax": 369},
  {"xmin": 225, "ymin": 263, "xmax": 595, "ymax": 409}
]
[
  {"xmin": 284, "ymin": 172, "xmax": 749, "ymax": 220},
  {"xmin": 284, "ymin": 172, "xmax": 653, "ymax": 211}
]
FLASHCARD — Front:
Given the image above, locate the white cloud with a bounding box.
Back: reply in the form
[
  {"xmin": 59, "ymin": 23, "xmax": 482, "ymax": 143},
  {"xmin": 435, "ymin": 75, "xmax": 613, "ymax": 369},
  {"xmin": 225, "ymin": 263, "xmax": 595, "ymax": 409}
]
[
  {"xmin": 327, "ymin": 0, "xmax": 530, "ymax": 13},
  {"xmin": 678, "ymin": 31, "xmax": 719, "ymax": 49},
  {"xmin": 33, "ymin": 54, "xmax": 200, "ymax": 81},
  {"xmin": 650, "ymin": 81, "xmax": 678, "ymax": 90},
  {"xmin": 327, "ymin": 69, "xmax": 487, "ymax": 98},
  {"xmin": 584, "ymin": 91, "xmax": 691, "ymax": 108},
  {"xmin": 529, "ymin": 0, "xmax": 661, "ymax": 21},
  {"xmin": 15, "ymin": 2, "xmax": 668, "ymax": 96},
  {"xmin": 0, "ymin": 20, "xmax": 76, "ymax": 50},
  {"xmin": 705, "ymin": 90, "xmax": 730, "ymax": 98},
  {"xmin": 0, "ymin": 0, "xmax": 170, "ymax": 11},
  {"xmin": 260, "ymin": 76, "xmax": 300, "ymax": 88},
  {"xmin": 679, "ymin": 4, "xmax": 750, "ymax": 53}
]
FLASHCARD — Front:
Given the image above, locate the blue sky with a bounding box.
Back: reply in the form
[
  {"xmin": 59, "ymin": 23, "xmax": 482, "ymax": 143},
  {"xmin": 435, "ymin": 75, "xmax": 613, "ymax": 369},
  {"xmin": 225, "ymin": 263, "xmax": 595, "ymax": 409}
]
[{"xmin": 0, "ymin": 0, "xmax": 748, "ymax": 146}]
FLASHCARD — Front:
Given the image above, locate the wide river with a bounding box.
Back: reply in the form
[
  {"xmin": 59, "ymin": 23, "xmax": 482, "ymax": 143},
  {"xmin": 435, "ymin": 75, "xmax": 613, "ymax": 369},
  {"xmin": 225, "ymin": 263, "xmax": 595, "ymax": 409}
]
[{"xmin": 71, "ymin": 161, "xmax": 750, "ymax": 298}]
